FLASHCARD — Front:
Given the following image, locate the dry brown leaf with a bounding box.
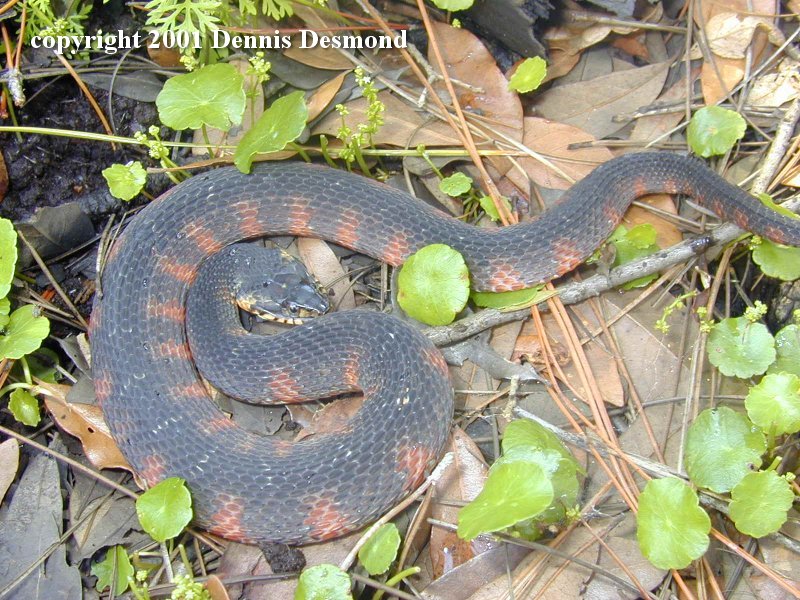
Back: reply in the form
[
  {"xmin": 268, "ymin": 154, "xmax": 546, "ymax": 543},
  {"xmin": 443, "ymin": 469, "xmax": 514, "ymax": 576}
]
[
  {"xmin": 0, "ymin": 439, "xmax": 19, "ymax": 504},
  {"xmin": 44, "ymin": 394, "xmax": 130, "ymax": 471},
  {"xmin": 312, "ymin": 89, "xmax": 460, "ymax": 147},
  {"xmin": 293, "ymin": 395, "xmax": 363, "ymax": 441},
  {"xmin": 507, "ymin": 117, "xmax": 614, "ymax": 191},
  {"xmin": 427, "ymin": 20, "xmax": 523, "ymax": 143},
  {"xmin": 146, "ymin": 44, "xmax": 182, "ymax": 68},
  {"xmin": 750, "ymin": 57, "xmax": 800, "ymax": 108},
  {"xmin": 624, "ymin": 194, "xmax": 682, "ymax": 248},
  {"xmin": 205, "ymin": 574, "xmax": 231, "ymax": 600},
  {"xmin": 696, "ymin": 0, "xmax": 775, "ymax": 104},
  {"xmin": 306, "ymin": 71, "xmax": 348, "ymax": 122},
  {"xmin": 630, "ymin": 69, "xmax": 700, "ymax": 143},
  {"xmin": 611, "ymin": 32, "xmax": 650, "ymax": 60},
  {"xmin": 430, "ymin": 428, "xmax": 490, "ymax": 578},
  {"xmin": 532, "ymin": 62, "xmax": 670, "ymax": 138},
  {"xmin": 542, "ymin": 308, "xmax": 625, "ymax": 407},
  {"xmin": 706, "ymin": 12, "xmax": 785, "ymax": 60},
  {"xmin": 285, "ymin": 4, "xmax": 354, "ymax": 70},
  {"xmin": 296, "ymin": 238, "xmax": 356, "ymax": 310}
]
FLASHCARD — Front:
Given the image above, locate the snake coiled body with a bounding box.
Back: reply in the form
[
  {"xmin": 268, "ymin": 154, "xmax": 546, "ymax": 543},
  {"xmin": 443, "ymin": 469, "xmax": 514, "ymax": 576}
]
[{"xmin": 91, "ymin": 153, "xmax": 800, "ymax": 545}]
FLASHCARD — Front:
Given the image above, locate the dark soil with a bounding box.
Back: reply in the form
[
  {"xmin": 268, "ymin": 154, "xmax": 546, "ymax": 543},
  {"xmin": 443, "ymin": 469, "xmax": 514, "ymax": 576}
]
[{"xmin": 0, "ymin": 77, "xmax": 157, "ymax": 222}]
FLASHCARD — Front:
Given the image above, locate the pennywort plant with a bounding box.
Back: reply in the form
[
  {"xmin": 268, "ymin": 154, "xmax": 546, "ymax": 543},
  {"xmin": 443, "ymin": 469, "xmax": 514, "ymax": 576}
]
[{"xmin": 0, "ymin": 219, "xmax": 51, "ymax": 427}]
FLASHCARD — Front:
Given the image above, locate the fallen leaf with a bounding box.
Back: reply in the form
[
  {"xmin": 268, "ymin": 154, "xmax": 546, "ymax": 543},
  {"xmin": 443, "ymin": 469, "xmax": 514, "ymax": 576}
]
[
  {"xmin": 293, "ymin": 395, "xmax": 363, "ymax": 441},
  {"xmin": 0, "ymin": 439, "xmax": 19, "ymax": 503},
  {"xmin": 205, "ymin": 574, "xmax": 232, "ymax": 600},
  {"xmin": 285, "ymin": 4, "xmax": 355, "ymax": 70},
  {"xmin": 44, "ymin": 391, "xmax": 131, "ymax": 471},
  {"xmin": 296, "ymin": 237, "xmax": 355, "ymax": 310},
  {"xmin": 306, "ymin": 71, "xmax": 348, "ymax": 122},
  {"xmin": 624, "ymin": 194, "xmax": 681, "ymax": 249},
  {"xmin": 630, "ymin": 69, "xmax": 700, "ymax": 143},
  {"xmin": 706, "ymin": 12, "xmax": 785, "ymax": 60},
  {"xmin": 532, "ymin": 62, "xmax": 670, "ymax": 138},
  {"xmin": 750, "ymin": 57, "xmax": 800, "ymax": 108},
  {"xmin": 427, "ymin": 20, "xmax": 524, "ymax": 143},
  {"xmin": 696, "ymin": 0, "xmax": 775, "ymax": 104},
  {"xmin": 508, "ymin": 117, "xmax": 614, "ymax": 191},
  {"xmin": 430, "ymin": 428, "xmax": 490, "ymax": 578}
]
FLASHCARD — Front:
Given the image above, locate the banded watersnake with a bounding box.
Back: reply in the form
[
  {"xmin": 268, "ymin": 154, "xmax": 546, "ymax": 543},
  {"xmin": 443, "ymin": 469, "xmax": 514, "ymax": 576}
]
[{"xmin": 91, "ymin": 153, "xmax": 800, "ymax": 544}]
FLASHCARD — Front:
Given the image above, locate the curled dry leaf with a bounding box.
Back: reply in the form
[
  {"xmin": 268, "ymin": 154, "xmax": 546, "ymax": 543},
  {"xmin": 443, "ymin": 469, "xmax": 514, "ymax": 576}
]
[
  {"xmin": 430, "ymin": 427, "xmax": 490, "ymax": 578},
  {"xmin": 296, "ymin": 237, "xmax": 355, "ymax": 310},
  {"xmin": 695, "ymin": 0, "xmax": 776, "ymax": 104},
  {"xmin": 44, "ymin": 391, "xmax": 131, "ymax": 471},
  {"xmin": 284, "ymin": 4, "xmax": 354, "ymax": 70},
  {"xmin": 706, "ymin": 12, "xmax": 785, "ymax": 60},
  {"xmin": 750, "ymin": 58, "xmax": 800, "ymax": 108},
  {"xmin": 0, "ymin": 439, "xmax": 19, "ymax": 504}
]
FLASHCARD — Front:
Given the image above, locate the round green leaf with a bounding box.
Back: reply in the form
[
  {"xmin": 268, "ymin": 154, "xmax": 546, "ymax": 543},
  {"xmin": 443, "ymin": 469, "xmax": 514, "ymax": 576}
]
[
  {"xmin": 770, "ymin": 324, "xmax": 800, "ymax": 377},
  {"xmin": 0, "ymin": 218, "xmax": 17, "ymax": 299},
  {"xmin": 439, "ymin": 172, "xmax": 472, "ymax": 197},
  {"xmin": 745, "ymin": 372, "xmax": 800, "ymax": 434},
  {"xmin": 684, "ymin": 407, "xmax": 765, "ymax": 492},
  {"xmin": 609, "ymin": 224, "xmax": 659, "ymax": 290},
  {"xmin": 430, "ymin": 0, "xmax": 474, "ymax": 9},
  {"xmin": 357, "ymin": 523, "xmax": 400, "ymax": 576},
  {"xmin": 729, "ymin": 471, "xmax": 793, "ymax": 538},
  {"xmin": 502, "ymin": 418, "xmax": 580, "ymax": 468},
  {"xmin": 707, "ymin": 316, "xmax": 775, "ymax": 378},
  {"xmin": 687, "ymin": 106, "xmax": 746, "ymax": 158},
  {"xmin": 156, "ymin": 63, "xmax": 246, "ymax": 131},
  {"xmin": 457, "ymin": 461, "xmax": 553, "ymax": 540},
  {"xmin": 9, "ymin": 388, "xmax": 40, "ymax": 427},
  {"xmin": 234, "ymin": 90, "xmax": 308, "ymax": 173},
  {"xmin": 91, "ymin": 545, "xmax": 133, "ymax": 595},
  {"xmin": 508, "ymin": 57, "xmax": 548, "ymax": 94},
  {"xmin": 752, "ymin": 239, "xmax": 800, "ymax": 281},
  {"xmin": 397, "ymin": 244, "xmax": 470, "ymax": 326},
  {"xmin": 294, "ymin": 564, "xmax": 352, "ymax": 600},
  {"xmin": 636, "ymin": 478, "xmax": 711, "ymax": 570},
  {"xmin": 135, "ymin": 477, "xmax": 192, "ymax": 542},
  {"xmin": 477, "ymin": 195, "xmax": 512, "ymax": 222},
  {"xmin": 102, "ymin": 162, "xmax": 147, "ymax": 202},
  {"xmin": 0, "ymin": 304, "xmax": 50, "ymax": 360}
]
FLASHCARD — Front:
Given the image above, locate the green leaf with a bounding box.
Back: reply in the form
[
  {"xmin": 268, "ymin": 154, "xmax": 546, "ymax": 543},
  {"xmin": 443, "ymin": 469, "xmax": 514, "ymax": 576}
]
[
  {"xmin": 752, "ymin": 239, "xmax": 800, "ymax": 281},
  {"xmin": 102, "ymin": 161, "xmax": 147, "ymax": 202},
  {"xmin": 745, "ymin": 372, "xmax": 800, "ymax": 435},
  {"xmin": 12, "ymin": 349, "xmax": 60, "ymax": 384},
  {"xmin": 156, "ymin": 63, "xmax": 246, "ymax": 131},
  {"xmin": 687, "ymin": 106, "xmax": 746, "ymax": 158},
  {"xmin": 234, "ymin": 90, "xmax": 308, "ymax": 173},
  {"xmin": 636, "ymin": 478, "xmax": 711, "ymax": 570},
  {"xmin": 429, "ymin": 0, "xmax": 474, "ymax": 10},
  {"xmin": 683, "ymin": 407, "xmax": 765, "ymax": 493},
  {"xmin": 0, "ymin": 305, "xmax": 50, "ymax": 360},
  {"xmin": 0, "ymin": 218, "xmax": 18, "ymax": 299},
  {"xmin": 9, "ymin": 388, "xmax": 40, "ymax": 427},
  {"xmin": 439, "ymin": 172, "xmax": 472, "ymax": 197},
  {"xmin": 294, "ymin": 564, "xmax": 353, "ymax": 600},
  {"xmin": 756, "ymin": 192, "xmax": 800, "ymax": 221},
  {"xmin": 135, "ymin": 477, "xmax": 192, "ymax": 542},
  {"xmin": 477, "ymin": 195, "xmax": 512, "ymax": 222},
  {"xmin": 707, "ymin": 316, "xmax": 775, "ymax": 378},
  {"xmin": 397, "ymin": 244, "xmax": 470, "ymax": 326},
  {"xmin": 729, "ymin": 471, "xmax": 793, "ymax": 538},
  {"xmin": 770, "ymin": 324, "xmax": 800, "ymax": 377},
  {"xmin": 357, "ymin": 523, "xmax": 400, "ymax": 576},
  {"xmin": 502, "ymin": 419, "xmax": 580, "ymax": 468},
  {"xmin": 609, "ymin": 224, "xmax": 659, "ymax": 290},
  {"xmin": 508, "ymin": 57, "xmax": 548, "ymax": 94},
  {"xmin": 457, "ymin": 461, "xmax": 553, "ymax": 540},
  {"xmin": 471, "ymin": 285, "xmax": 548, "ymax": 310},
  {"xmin": 91, "ymin": 545, "xmax": 133, "ymax": 595}
]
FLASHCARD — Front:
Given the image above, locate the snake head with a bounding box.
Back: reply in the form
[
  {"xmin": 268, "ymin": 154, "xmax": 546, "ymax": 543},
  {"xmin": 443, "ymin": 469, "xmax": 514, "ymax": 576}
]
[{"xmin": 235, "ymin": 248, "xmax": 330, "ymax": 325}]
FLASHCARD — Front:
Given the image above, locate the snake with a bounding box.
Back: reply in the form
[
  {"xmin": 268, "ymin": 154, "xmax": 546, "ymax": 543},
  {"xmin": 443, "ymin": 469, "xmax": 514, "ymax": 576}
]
[{"xmin": 90, "ymin": 153, "xmax": 800, "ymax": 545}]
